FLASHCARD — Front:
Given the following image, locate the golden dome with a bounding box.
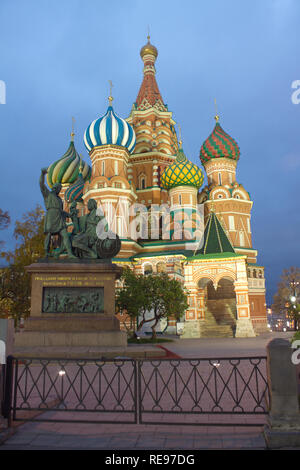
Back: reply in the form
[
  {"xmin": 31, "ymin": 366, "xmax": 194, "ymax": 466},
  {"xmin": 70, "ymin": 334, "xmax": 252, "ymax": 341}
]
[{"xmin": 140, "ymin": 36, "xmax": 158, "ymax": 59}]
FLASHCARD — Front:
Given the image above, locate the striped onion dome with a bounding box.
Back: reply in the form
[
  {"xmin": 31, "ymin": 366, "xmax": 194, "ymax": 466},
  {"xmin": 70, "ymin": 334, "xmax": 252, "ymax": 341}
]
[
  {"xmin": 161, "ymin": 147, "xmax": 204, "ymax": 190},
  {"xmin": 47, "ymin": 140, "xmax": 91, "ymax": 188},
  {"xmin": 200, "ymin": 120, "xmax": 240, "ymax": 164},
  {"xmin": 65, "ymin": 167, "xmax": 85, "ymax": 203},
  {"xmin": 84, "ymin": 104, "xmax": 136, "ymax": 154}
]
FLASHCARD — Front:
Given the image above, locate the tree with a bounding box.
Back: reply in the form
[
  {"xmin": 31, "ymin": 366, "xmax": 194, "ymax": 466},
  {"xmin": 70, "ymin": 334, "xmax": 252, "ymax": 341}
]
[
  {"xmin": 0, "ymin": 208, "xmax": 10, "ymax": 251},
  {"xmin": 116, "ymin": 268, "xmax": 189, "ymax": 339},
  {"xmin": 272, "ymin": 266, "xmax": 300, "ymax": 330},
  {"xmin": 116, "ymin": 268, "xmax": 151, "ymax": 335},
  {"xmin": 0, "ymin": 205, "xmax": 44, "ymax": 322}
]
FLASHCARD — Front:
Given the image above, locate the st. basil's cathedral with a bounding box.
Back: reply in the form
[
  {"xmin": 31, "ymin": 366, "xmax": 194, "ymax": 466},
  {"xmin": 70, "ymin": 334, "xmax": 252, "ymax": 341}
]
[{"xmin": 45, "ymin": 37, "xmax": 268, "ymax": 338}]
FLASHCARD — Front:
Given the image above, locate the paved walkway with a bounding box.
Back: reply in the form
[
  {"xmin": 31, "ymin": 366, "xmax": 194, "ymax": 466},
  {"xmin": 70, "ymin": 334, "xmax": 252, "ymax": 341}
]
[
  {"xmin": 0, "ymin": 332, "xmax": 295, "ymax": 450},
  {"xmin": 0, "ymin": 420, "xmax": 266, "ymax": 450},
  {"xmin": 163, "ymin": 331, "xmax": 294, "ymax": 358}
]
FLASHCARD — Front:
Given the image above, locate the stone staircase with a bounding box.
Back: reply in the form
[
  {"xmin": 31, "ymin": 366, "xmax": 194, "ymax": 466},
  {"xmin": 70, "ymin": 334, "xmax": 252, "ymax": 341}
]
[
  {"xmin": 200, "ymin": 299, "xmax": 236, "ymax": 338},
  {"xmin": 181, "ymin": 299, "xmax": 238, "ymax": 339}
]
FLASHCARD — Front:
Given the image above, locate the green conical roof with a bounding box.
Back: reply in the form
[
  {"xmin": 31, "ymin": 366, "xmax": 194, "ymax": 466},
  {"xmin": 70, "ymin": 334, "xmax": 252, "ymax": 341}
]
[{"xmin": 197, "ymin": 211, "xmax": 235, "ymax": 255}]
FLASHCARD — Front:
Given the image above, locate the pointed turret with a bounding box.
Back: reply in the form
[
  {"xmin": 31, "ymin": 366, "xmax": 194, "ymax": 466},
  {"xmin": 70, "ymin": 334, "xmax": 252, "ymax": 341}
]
[{"xmin": 135, "ymin": 35, "xmax": 166, "ymax": 111}]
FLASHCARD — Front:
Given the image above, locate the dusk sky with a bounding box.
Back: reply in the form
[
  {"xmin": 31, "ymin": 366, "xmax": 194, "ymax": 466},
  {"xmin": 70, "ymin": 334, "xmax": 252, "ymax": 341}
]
[{"xmin": 0, "ymin": 0, "xmax": 299, "ymax": 304}]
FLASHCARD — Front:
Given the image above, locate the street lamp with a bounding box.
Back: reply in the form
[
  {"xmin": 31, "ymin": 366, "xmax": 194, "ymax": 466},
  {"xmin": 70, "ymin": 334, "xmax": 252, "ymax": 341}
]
[{"xmin": 290, "ymin": 279, "xmax": 299, "ymax": 331}]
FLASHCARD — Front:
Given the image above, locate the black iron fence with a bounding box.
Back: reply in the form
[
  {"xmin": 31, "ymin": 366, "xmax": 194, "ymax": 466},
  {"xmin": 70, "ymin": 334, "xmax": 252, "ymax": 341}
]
[{"xmin": 1, "ymin": 355, "xmax": 269, "ymax": 427}]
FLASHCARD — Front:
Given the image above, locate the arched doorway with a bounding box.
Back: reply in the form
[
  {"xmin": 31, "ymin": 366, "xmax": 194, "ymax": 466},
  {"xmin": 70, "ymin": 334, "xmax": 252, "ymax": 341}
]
[
  {"xmin": 206, "ymin": 277, "xmax": 237, "ymax": 332},
  {"xmin": 196, "ymin": 276, "xmax": 237, "ymax": 336}
]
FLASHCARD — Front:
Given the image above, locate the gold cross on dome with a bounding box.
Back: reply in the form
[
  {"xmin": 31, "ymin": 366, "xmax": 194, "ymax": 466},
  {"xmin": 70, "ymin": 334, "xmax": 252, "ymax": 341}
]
[
  {"xmin": 71, "ymin": 116, "xmax": 75, "ymax": 140},
  {"xmin": 214, "ymin": 98, "xmax": 220, "ymax": 122},
  {"xmin": 178, "ymin": 123, "xmax": 182, "ymax": 148},
  {"xmin": 108, "ymin": 80, "xmax": 113, "ymax": 104}
]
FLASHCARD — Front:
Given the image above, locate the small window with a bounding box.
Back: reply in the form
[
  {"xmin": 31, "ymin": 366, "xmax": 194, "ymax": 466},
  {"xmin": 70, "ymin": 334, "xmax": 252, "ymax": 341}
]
[
  {"xmin": 239, "ymin": 231, "xmax": 244, "ymax": 246},
  {"xmin": 218, "ymin": 172, "xmax": 222, "ymax": 185},
  {"xmin": 117, "ymin": 216, "xmax": 123, "ymax": 236},
  {"xmin": 101, "ymin": 161, "xmax": 105, "ymax": 176},
  {"xmin": 247, "ymin": 218, "xmax": 251, "ymax": 232},
  {"xmin": 144, "ymin": 264, "xmax": 153, "ymax": 275}
]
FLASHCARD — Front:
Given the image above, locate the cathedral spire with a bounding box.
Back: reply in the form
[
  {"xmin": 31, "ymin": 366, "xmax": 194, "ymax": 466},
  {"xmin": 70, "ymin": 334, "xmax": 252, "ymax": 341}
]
[{"xmin": 136, "ymin": 36, "xmax": 165, "ymax": 110}]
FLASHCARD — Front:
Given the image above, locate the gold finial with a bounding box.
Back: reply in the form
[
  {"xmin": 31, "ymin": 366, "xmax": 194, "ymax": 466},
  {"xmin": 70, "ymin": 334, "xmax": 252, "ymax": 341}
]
[
  {"xmin": 140, "ymin": 28, "xmax": 158, "ymax": 59},
  {"xmin": 214, "ymin": 98, "xmax": 220, "ymax": 122},
  {"xmin": 178, "ymin": 123, "xmax": 183, "ymax": 148},
  {"xmin": 71, "ymin": 116, "xmax": 75, "ymax": 140},
  {"xmin": 108, "ymin": 80, "xmax": 113, "ymax": 104}
]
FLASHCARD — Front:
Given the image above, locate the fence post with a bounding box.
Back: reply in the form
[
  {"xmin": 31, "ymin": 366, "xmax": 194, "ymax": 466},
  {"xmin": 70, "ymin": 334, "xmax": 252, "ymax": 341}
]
[
  {"xmin": 2, "ymin": 355, "xmax": 14, "ymax": 427},
  {"xmin": 264, "ymin": 338, "xmax": 300, "ymax": 448}
]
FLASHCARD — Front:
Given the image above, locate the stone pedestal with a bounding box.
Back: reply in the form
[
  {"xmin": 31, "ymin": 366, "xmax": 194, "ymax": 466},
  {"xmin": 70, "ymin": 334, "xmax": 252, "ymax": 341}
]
[
  {"xmin": 235, "ymin": 318, "xmax": 255, "ymax": 337},
  {"xmin": 14, "ymin": 260, "xmax": 127, "ymax": 353},
  {"xmin": 263, "ymin": 338, "xmax": 300, "ymax": 448},
  {"xmin": 181, "ymin": 320, "xmax": 202, "ymax": 339}
]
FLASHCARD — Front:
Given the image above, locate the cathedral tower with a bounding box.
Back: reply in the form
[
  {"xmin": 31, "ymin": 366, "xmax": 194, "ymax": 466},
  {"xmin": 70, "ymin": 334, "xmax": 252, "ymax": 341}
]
[
  {"xmin": 126, "ymin": 36, "xmax": 178, "ymax": 206},
  {"xmin": 199, "ymin": 113, "xmax": 267, "ymax": 331}
]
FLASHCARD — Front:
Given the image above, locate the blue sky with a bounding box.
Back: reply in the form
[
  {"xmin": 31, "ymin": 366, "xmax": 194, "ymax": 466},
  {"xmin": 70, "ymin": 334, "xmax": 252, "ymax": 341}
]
[{"xmin": 0, "ymin": 0, "xmax": 299, "ymax": 303}]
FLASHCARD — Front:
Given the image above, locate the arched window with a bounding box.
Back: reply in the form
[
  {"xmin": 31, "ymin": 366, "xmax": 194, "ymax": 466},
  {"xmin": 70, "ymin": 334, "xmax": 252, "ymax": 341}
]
[
  {"xmin": 139, "ymin": 174, "xmax": 146, "ymax": 190},
  {"xmin": 174, "ymin": 261, "xmax": 182, "ymax": 274},
  {"xmin": 144, "ymin": 264, "xmax": 153, "ymax": 275}
]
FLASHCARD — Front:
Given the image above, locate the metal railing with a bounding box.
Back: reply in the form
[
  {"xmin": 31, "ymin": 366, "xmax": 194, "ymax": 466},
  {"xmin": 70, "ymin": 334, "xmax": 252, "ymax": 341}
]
[
  {"xmin": 1, "ymin": 355, "xmax": 269, "ymax": 426},
  {"xmin": 138, "ymin": 357, "xmax": 269, "ymax": 426}
]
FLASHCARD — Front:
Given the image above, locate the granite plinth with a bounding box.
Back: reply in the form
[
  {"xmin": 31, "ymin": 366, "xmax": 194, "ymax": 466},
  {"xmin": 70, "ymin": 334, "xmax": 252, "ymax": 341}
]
[{"xmin": 13, "ymin": 260, "xmax": 127, "ymax": 354}]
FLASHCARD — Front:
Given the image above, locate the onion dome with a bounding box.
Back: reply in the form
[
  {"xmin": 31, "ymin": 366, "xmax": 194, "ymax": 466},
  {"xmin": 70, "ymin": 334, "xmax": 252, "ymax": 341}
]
[
  {"xmin": 200, "ymin": 117, "xmax": 240, "ymax": 165},
  {"xmin": 83, "ymin": 102, "xmax": 136, "ymax": 154},
  {"xmin": 161, "ymin": 146, "xmax": 204, "ymax": 190},
  {"xmin": 140, "ymin": 35, "xmax": 158, "ymax": 59},
  {"xmin": 65, "ymin": 165, "xmax": 86, "ymax": 203},
  {"xmin": 47, "ymin": 138, "xmax": 91, "ymax": 188}
]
